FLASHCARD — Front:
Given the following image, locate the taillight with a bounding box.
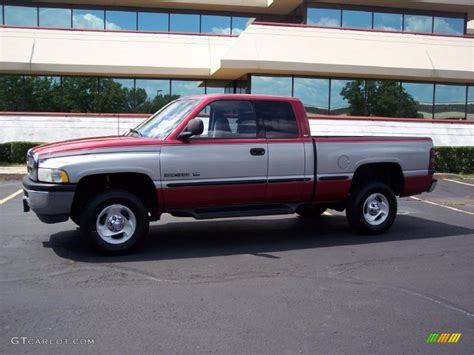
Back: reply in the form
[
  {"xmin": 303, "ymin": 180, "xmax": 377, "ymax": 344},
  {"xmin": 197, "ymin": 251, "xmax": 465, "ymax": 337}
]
[{"xmin": 428, "ymin": 148, "xmax": 435, "ymax": 175}]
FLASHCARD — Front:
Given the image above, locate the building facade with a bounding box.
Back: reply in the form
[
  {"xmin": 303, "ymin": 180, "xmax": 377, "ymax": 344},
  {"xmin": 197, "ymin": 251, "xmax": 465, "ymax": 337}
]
[{"xmin": 0, "ymin": 0, "xmax": 473, "ymax": 145}]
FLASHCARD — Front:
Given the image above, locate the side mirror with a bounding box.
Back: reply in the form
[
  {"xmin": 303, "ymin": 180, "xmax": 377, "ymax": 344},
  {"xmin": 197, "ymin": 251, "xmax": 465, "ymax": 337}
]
[{"xmin": 178, "ymin": 118, "xmax": 204, "ymax": 139}]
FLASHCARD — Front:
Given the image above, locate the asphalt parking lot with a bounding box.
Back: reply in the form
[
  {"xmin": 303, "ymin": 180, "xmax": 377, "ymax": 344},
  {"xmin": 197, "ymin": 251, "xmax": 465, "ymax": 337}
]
[{"xmin": 1, "ymin": 178, "xmax": 473, "ymax": 354}]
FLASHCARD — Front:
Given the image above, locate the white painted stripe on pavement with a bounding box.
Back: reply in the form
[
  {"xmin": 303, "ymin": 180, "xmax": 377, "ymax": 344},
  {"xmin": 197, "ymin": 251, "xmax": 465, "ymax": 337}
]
[
  {"xmin": 410, "ymin": 196, "xmax": 474, "ymax": 216},
  {"xmin": 443, "ymin": 178, "xmax": 474, "ymax": 187},
  {"xmin": 0, "ymin": 189, "xmax": 23, "ymax": 205}
]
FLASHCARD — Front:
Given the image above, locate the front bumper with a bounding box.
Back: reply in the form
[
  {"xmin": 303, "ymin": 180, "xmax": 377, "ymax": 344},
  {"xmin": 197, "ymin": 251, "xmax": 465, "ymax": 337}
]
[{"xmin": 22, "ymin": 176, "xmax": 76, "ymax": 224}]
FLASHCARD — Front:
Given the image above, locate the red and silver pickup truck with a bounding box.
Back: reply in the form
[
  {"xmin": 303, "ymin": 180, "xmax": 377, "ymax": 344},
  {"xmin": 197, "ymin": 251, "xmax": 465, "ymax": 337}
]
[{"xmin": 23, "ymin": 94, "xmax": 437, "ymax": 254}]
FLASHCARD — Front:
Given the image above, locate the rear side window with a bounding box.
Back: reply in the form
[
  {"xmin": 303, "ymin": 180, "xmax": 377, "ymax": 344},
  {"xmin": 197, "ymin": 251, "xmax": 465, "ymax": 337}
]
[{"xmin": 253, "ymin": 101, "xmax": 299, "ymax": 138}]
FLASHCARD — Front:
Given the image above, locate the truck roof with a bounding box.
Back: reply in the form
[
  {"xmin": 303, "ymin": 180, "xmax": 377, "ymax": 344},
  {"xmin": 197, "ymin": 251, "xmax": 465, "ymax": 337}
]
[{"xmin": 183, "ymin": 94, "xmax": 302, "ymax": 102}]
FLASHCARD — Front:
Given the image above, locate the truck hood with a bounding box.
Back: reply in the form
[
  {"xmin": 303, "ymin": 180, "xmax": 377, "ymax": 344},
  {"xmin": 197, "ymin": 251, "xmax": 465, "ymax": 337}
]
[{"xmin": 32, "ymin": 136, "xmax": 162, "ymax": 158}]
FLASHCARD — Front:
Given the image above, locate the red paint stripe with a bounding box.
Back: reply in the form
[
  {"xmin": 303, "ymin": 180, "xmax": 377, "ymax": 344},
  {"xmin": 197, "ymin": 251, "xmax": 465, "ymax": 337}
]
[
  {"xmin": 0, "ymin": 25, "xmax": 238, "ymax": 38},
  {"xmin": 314, "ymin": 179, "xmax": 351, "ymax": 202},
  {"xmin": 308, "ymin": 114, "xmax": 474, "ymax": 125},
  {"xmin": 401, "ymin": 175, "xmax": 433, "ymax": 197},
  {"xmin": 253, "ymin": 21, "xmax": 474, "ymax": 39}
]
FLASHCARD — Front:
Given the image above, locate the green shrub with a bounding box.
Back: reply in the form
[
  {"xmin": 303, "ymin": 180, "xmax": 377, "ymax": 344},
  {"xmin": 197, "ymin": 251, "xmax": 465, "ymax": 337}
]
[
  {"xmin": 0, "ymin": 142, "xmax": 44, "ymax": 164},
  {"xmin": 435, "ymin": 147, "xmax": 474, "ymax": 174},
  {"xmin": 0, "ymin": 143, "xmax": 11, "ymax": 163}
]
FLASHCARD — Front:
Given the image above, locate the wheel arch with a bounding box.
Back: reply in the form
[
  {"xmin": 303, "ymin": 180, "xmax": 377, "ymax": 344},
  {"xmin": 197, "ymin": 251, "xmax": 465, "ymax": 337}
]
[
  {"xmin": 71, "ymin": 172, "xmax": 160, "ymax": 222},
  {"xmin": 350, "ymin": 163, "xmax": 404, "ymax": 196}
]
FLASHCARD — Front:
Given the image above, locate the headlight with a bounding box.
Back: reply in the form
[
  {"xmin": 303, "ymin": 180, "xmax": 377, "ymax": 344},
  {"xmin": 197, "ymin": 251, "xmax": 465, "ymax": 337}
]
[{"xmin": 38, "ymin": 168, "xmax": 70, "ymax": 183}]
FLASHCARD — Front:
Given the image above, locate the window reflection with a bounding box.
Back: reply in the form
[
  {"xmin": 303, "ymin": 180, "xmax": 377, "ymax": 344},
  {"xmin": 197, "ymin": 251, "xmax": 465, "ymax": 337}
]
[
  {"xmin": 4, "ymin": 6, "xmax": 38, "ymax": 27},
  {"xmin": 137, "ymin": 12, "xmax": 168, "ymax": 32},
  {"xmin": 404, "ymin": 14, "xmax": 433, "ymax": 33},
  {"xmin": 373, "ymin": 12, "xmax": 402, "ymax": 31},
  {"xmin": 251, "ymin": 76, "xmax": 292, "ymax": 97},
  {"xmin": 1, "ymin": 5, "xmax": 4, "ymax": 25},
  {"xmin": 206, "ymin": 80, "xmax": 234, "ymax": 94},
  {"xmin": 62, "ymin": 77, "xmax": 99, "ymax": 112},
  {"xmin": 232, "ymin": 17, "xmax": 254, "ymax": 35},
  {"xmin": 434, "ymin": 84, "xmax": 466, "ymax": 119},
  {"xmin": 402, "ymin": 83, "xmax": 434, "ymax": 119},
  {"xmin": 467, "ymin": 86, "xmax": 473, "ymax": 120},
  {"xmin": 170, "ymin": 13, "xmax": 200, "ymax": 33},
  {"xmin": 293, "ymin": 78, "xmax": 329, "ymax": 114},
  {"xmin": 23, "ymin": 76, "xmax": 62, "ymax": 111},
  {"xmin": 342, "ymin": 10, "xmax": 372, "ymax": 29},
  {"xmin": 106, "ymin": 10, "xmax": 136, "ymax": 30},
  {"xmin": 201, "ymin": 15, "xmax": 231, "ymax": 34},
  {"xmin": 134, "ymin": 79, "xmax": 172, "ymax": 113},
  {"xmin": 433, "ymin": 16, "xmax": 464, "ymax": 35},
  {"xmin": 330, "ymin": 79, "xmax": 361, "ymax": 115},
  {"xmin": 73, "ymin": 9, "xmax": 105, "ymax": 29},
  {"xmin": 307, "ymin": 8, "xmax": 341, "ymax": 27},
  {"xmin": 171, "ymin": 80, "xmax": 205, "ymax": 97},
  {"xmin": 39, "ymin": 8, "xmax": 71, "ymax": 28}
]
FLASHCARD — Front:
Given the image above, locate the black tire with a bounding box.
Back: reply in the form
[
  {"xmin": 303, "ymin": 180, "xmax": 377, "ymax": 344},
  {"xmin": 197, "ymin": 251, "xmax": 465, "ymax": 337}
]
[
  {"xmin": 296, "ymin": 205, "xmax": 327, "ymax": 218},
  {"xmin": 79, "ymin": 190, "xmax": 149, "ymax": 255},
  {"xmin": 346, "ymin": 183, "xmax": 397, "ymax": 235}
]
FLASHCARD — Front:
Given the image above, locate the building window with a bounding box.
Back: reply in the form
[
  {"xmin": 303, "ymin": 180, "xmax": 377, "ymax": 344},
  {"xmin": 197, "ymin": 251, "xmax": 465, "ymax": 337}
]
[
  {"xmin": 373, "ymin": 12, "xmax": 402, "ymax": 31},
  {"xmin": 4, "ymin": 5, "xmax": 38, "ymax": 27},
  {"xmin": 293, "ymin": 78, "xmax": 329, "ymax": 114},
  {"xmin": 105, "ymin": 10, "xmax": 136, "ymax": 30},
  {"xmin": 342, "ymin": 10, "xmax": 372, "ymax": 29},
  {"xmin": 401, "ymin": 82, "xmax": 434, "ymax": 119},
  {"xmin": 1, "ymin": 5, "xmax": 3, "ymax": 25},
  {"xmin": 306, "ymin": 5, "xmax": 465, "ymax": 35},
  {"xmin": 171, "ymin": 80, "xmax": 205, "ymax": 97},
  {"xmin": 251, "ymin": 76, "xmax": 292, "ymax": 97},
  {"xmin": 330, "ymin": 79, "xmax": 364, "ymax": 115},
  {"xmin": 403, "ymin": 14, "xmax": 433, "ymax": 33},
  {"xmin": 170, "ymin": 13, "xmax": 200, "ymax": 33},
  {"xmin": 62, "ymin": 77, "xmax": 99, "ymax": 113},
  {"xmin": 231, "ymin": 17, "xmax": 254, "ymax": 35},
  {"xmin": 433, "ymin": 16, "xmax": 465, "ymax": 35},
  {"xmin": 201, "ymin": 15, "xmax": 231, "ymax": 35},
  {"xmin": 39, "ymin": 7, "xmax": 71, "ymax": 28},
  {"xmin": 73, "ymin": 9, "xmax": 105, "ymax": 29},
  {"xmin": 307, "ymin": 8, "xmax": 341, "ymax": 27},
  {"xmin": 434, "ymin": 84, "xmax": 467, "ymax": 119},
  {"xmin": 137, "ymin": 11, "xmax": 168, "ymax": 32},
  {"xmin": 467, "ymin": 86, "xmax": 474, "ymax": 120}
]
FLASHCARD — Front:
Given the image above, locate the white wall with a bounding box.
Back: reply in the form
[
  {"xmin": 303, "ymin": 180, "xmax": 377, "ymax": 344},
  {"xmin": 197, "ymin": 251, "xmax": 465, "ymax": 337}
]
[{"xmin": 1, "ymin": 113, "xmax": 472, "ymax": 147}]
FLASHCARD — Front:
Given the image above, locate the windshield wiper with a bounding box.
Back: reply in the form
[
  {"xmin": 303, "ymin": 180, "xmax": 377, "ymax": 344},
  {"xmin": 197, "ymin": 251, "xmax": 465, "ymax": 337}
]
[{"xmin": 127, "ymin": 129, "xmax": 143, "ymax": 137}]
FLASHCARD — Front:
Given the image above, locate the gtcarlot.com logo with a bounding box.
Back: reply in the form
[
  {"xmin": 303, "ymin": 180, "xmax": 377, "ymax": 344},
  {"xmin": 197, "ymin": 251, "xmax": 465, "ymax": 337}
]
[
  {"xmin": 426, "ymin": 333, "xmax": 462, "ymax": 344},
  {"xmin": 11, "ymin": 337, "xmax": 95, "ymax": 346}
]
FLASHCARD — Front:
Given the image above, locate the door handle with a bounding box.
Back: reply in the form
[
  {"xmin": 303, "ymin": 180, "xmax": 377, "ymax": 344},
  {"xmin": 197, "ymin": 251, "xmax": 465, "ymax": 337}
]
[{"xmin": 250, "ymin": 148, "xmax": 265, "ymax": 156}]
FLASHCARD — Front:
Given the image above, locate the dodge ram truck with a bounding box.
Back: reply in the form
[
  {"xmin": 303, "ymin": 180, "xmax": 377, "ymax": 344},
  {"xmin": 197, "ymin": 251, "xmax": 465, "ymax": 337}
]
[{"xmin": 23, "ymin": 94, "xmax": 437, "ymax": 254}]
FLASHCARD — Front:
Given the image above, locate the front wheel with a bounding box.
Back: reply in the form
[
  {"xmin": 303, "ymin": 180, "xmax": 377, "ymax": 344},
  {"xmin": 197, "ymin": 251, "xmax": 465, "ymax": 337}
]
[
  {"xmin": 346, "ymin": 183, "xmax": 397, "ymax": 235},
  {"xmin": 80, "ymin": 190, "xmax": 149, "ymax": 254}
]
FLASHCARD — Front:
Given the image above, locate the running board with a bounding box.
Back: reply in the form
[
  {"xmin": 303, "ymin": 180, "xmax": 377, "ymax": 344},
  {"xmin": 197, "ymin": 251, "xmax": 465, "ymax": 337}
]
[{"xmin": 169, "ymin": 204, "xmax": 297, "ymax": 220}]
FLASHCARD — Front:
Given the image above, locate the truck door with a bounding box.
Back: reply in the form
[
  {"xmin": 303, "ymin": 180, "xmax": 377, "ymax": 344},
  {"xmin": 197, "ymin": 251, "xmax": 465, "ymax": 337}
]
[
  {"xmin": 160, "ymin": 100, "xmax": 268, "ymax": 210},
  {"xmin": 253, "ymin": 100, "xmax": 313, "ymax": 202}
]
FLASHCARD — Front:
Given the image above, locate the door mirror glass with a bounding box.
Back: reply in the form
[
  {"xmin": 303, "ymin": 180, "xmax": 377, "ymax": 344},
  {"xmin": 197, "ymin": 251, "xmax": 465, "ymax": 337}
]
[{"xmin": 178, "ymin": 118, "xmax": 204, "ymax": 139}]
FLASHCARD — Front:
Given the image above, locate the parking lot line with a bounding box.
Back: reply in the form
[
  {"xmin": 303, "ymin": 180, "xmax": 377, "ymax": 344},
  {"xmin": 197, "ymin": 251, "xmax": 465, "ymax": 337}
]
[
  {"xmin": 410, "ymin": 196, "xmax": 474, "ymax": 216},
  {"xmin": 442, "ymin": 178, "xmax": 474, "ymax": 187},
  {"xmin": 0, "ymin": 189, "xmax": 23, "ymax": 205}
]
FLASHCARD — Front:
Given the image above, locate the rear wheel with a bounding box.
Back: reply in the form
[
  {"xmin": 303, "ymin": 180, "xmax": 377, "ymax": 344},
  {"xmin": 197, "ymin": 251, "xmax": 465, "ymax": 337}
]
[
  {"xmin": 80, "ymin": 190, "xmax": 149, "ymax": 254},
  {"xmin": 296, "ymin": 205, "xmax": 327, "ymax": 218},
  {"xmin": 346, "ymin": 183, "xmax": 397, "ymax": 235}
]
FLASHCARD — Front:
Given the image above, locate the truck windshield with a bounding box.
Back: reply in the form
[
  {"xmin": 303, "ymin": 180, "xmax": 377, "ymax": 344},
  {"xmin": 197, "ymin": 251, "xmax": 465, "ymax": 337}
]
[{"xmin": 132, "ymin": 99, "xmax": 199, "ymax": 139}]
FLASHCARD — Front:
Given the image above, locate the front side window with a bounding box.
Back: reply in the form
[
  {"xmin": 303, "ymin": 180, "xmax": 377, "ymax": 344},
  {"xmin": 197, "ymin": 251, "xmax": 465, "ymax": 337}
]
[
  {"xmin": 134, "ymin": 99, "xmax": 199, "ymax": 139},
  {"xmin": 254, "ymin": 101, "xmax": 298, "ymax": 138},
  {"xmin": 194, "ymin": 100, "xmax": 258, "ymax": 139}
]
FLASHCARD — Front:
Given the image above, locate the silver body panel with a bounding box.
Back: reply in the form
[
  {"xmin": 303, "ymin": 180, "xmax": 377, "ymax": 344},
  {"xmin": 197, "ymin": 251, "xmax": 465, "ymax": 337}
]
[{"xmin": 24, "ymin": 189, "xmax": 74, "ymax": 216}]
